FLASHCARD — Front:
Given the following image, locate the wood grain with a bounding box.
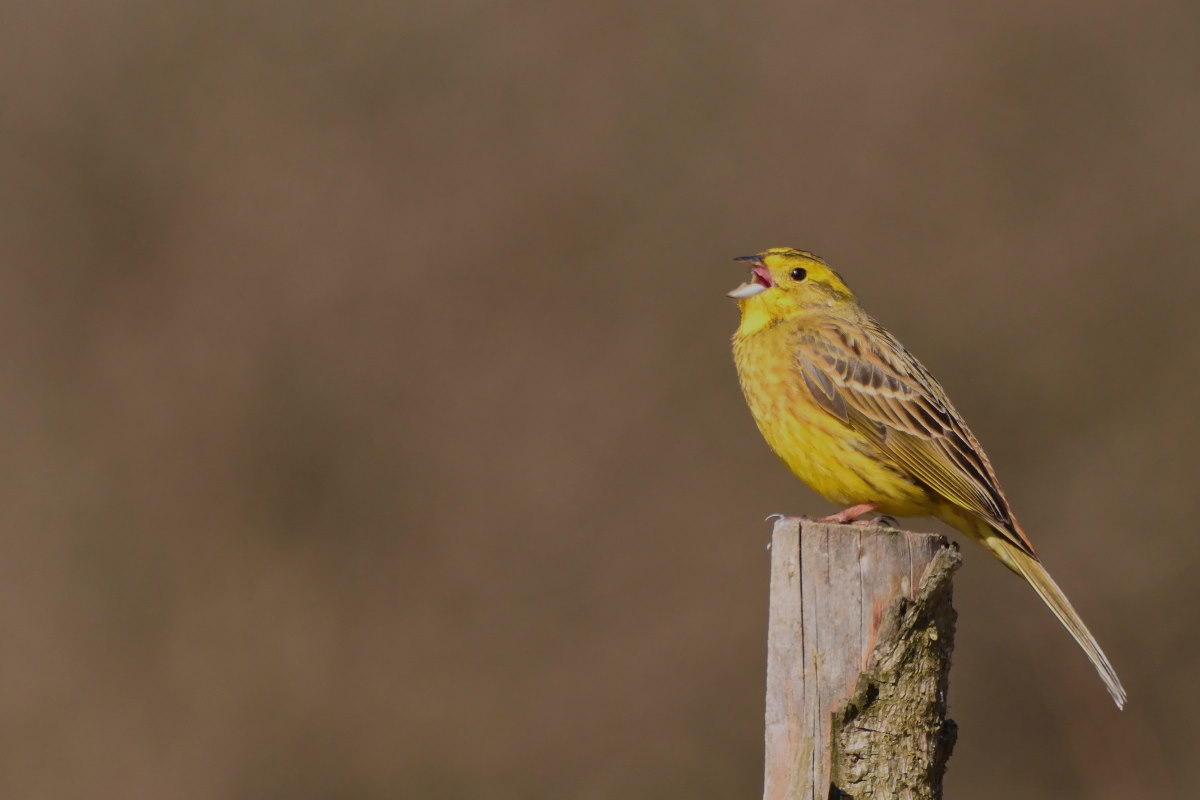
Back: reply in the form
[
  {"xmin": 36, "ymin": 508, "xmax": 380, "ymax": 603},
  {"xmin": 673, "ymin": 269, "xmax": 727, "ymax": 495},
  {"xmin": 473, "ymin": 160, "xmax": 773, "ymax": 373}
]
[{"xmin": 763, "ymin": 519, "xmax": 959, "ymax": 800}]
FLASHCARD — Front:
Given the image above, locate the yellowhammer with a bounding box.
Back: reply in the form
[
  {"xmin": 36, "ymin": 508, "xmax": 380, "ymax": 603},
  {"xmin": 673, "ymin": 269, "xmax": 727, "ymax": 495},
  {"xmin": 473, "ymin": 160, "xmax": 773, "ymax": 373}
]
[{"xmin": 729, "ymin": 247, "xmax": 1125, "ymax": 708}]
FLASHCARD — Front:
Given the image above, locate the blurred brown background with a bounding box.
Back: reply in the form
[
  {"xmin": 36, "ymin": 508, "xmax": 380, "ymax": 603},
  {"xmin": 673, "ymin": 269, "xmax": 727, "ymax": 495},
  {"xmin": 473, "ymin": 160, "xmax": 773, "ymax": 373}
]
[{"xmin": 0, "ymin": 0, "xmax": 1197, "ymax": 797}]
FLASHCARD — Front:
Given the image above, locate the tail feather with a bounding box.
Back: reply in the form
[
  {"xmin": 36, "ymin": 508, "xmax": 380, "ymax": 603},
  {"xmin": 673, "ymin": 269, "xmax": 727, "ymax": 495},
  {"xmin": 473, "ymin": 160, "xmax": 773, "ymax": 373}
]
[{"xmin": 986, "ymin": 534, "xmax": 1127, "ymax": 709}]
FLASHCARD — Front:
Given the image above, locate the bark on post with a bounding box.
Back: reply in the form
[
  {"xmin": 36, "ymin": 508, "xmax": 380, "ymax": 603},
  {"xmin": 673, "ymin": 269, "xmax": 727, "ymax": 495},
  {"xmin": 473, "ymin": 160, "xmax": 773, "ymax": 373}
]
[{"xmin": 763, "ymin": 519, "xmax": 961, "ymax": 800}]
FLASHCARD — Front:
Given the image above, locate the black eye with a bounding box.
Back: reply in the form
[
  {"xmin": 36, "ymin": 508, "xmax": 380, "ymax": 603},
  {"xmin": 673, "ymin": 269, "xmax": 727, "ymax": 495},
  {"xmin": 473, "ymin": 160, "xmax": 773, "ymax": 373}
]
[{"xmin": 790, "ymin": 267, "xmax": 807, "ymax": 281}]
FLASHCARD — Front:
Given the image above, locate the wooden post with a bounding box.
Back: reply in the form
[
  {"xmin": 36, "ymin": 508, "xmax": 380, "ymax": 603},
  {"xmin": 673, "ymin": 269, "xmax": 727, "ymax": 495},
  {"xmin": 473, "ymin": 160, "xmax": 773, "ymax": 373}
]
[{"xmin": 763, "ymin": 519, "xmax": 961, "ymax": 800}]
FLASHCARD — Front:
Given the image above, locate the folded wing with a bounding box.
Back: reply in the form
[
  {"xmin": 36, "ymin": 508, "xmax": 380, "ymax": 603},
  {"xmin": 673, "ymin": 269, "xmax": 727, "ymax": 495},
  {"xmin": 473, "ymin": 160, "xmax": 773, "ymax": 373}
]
[{"xmin": 795, "ymin": 316, "xmax": 1036, "ymax": 557}]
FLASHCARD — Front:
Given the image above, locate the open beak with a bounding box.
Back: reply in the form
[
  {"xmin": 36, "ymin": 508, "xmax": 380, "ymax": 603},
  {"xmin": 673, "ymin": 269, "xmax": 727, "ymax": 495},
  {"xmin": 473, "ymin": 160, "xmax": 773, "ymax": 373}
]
[{"xmin": 728, "ymin": 255, "xmax": 774, "ymax": 298}]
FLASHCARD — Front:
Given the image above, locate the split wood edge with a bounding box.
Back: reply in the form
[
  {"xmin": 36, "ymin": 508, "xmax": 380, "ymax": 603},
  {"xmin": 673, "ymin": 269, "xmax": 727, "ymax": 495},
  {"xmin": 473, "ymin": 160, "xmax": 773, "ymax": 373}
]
[{"xmin": 763, "ymin": 520, "xmax": 962, "ymax": 800}]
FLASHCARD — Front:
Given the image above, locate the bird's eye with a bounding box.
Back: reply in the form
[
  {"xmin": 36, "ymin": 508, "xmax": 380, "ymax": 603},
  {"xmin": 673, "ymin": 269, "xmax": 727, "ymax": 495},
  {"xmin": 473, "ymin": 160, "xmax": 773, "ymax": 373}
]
[{"xmin": 790, "ymin": 267, "xmax": 807, "ymax": 281}]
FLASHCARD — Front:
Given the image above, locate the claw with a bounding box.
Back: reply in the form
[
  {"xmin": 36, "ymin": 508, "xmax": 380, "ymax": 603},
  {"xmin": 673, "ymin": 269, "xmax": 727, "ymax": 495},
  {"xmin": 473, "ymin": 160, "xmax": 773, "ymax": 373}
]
[{"xmin": 849, "ymin": 514, "xmax": 898, "ymax": 528}]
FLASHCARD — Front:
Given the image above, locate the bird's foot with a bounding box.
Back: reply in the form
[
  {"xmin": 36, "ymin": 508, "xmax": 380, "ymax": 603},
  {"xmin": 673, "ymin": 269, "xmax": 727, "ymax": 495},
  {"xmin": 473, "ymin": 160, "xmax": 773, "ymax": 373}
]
[
  {"xmin": 764, "ymin": 513, "xmax": 808, "ymax": 551},
  {"xmin": 765, "ymin": 513, "xmax": 807, "ymax": 523},
  {"xmin": 817, "ymin": 503, "xmax": 879, "ymax": 525}
]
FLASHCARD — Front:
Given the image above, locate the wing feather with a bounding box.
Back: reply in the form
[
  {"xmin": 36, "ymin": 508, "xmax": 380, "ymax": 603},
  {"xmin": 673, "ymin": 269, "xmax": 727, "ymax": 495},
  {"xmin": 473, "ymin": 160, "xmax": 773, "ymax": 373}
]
[{"xmin": 796, "ymin": 316, "xmax": 1036, "ymax": 556}]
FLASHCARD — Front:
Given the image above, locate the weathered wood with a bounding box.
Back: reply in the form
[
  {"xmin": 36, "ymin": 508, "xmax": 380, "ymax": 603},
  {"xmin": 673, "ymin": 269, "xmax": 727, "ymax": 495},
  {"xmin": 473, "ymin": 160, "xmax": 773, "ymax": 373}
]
[{"xmin": 763, "ymin": 519, "xmax": 961, "ymax": 800}]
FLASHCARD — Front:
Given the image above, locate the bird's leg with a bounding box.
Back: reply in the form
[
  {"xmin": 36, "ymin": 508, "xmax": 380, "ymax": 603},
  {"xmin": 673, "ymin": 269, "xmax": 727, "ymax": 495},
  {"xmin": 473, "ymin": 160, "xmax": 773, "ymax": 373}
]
[{"xmin": 818, "ymin": 502, "xmax": 879, "ymax": 524}]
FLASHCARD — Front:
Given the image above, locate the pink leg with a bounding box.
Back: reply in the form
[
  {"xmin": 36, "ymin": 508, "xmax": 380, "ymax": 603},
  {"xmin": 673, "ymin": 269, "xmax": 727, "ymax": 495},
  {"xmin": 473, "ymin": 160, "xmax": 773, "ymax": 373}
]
[{"xmin": 818, "ymin": 502, "xmax": 879, "ymax": 524}]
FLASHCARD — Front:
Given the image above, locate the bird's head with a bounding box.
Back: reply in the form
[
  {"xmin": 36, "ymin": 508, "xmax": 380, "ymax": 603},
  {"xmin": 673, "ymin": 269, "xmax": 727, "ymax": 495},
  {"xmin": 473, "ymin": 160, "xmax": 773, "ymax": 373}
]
[{"xmin": 728, "ymin": 248, "xmax": 855, "ymax": 335}]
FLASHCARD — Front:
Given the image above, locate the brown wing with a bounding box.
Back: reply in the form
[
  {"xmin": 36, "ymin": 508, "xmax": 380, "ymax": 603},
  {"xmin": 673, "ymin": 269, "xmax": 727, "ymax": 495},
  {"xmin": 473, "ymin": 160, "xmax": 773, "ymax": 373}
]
[{"xmin": 796, "ymin": 315, "xmax": 1036, "ymax": 556}]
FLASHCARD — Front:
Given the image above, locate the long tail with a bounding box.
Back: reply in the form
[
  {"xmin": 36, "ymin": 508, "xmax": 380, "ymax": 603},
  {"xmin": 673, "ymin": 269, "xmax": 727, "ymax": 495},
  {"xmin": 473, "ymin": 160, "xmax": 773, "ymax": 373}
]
[{"xmin": 982, "ymin": 532, "xmax": 1127, "ymax": 709}]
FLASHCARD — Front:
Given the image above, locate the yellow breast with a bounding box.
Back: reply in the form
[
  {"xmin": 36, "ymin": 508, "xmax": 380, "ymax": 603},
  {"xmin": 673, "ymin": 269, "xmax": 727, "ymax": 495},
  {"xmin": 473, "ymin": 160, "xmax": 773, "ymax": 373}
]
[{"xmin": 732, "ymin": 322, "xmax": 930, "ymax": 516}]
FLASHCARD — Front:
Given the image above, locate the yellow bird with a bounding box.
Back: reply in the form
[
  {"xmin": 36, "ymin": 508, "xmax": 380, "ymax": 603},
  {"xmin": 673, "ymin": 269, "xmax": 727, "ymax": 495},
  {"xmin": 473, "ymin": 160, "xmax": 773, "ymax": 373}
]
[{"xmin": 729, "ymin": 247, "xmax": 1125, "ymax": 708}]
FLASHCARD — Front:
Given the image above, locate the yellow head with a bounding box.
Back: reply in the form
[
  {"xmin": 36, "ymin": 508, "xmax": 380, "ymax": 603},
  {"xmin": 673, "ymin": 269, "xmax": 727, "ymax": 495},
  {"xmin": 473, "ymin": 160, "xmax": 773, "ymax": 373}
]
[{"xmin": 728, "ymin": 247, "xmax": 855, "ymax": 336}]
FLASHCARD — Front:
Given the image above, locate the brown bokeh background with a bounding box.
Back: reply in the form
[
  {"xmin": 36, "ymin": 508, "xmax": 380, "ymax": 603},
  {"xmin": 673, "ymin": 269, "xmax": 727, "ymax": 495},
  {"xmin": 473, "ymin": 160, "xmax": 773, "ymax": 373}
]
[{"xmin": 1, "ymin": 1, "xmax": 1197, "ymax": 797}]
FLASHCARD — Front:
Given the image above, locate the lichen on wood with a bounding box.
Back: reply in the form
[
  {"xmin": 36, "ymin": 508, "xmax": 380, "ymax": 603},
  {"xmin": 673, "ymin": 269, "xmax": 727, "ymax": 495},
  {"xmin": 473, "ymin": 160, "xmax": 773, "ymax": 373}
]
[{"xmin": 827, "ymin": 546, "xmax": 962, "ymax": 800}]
